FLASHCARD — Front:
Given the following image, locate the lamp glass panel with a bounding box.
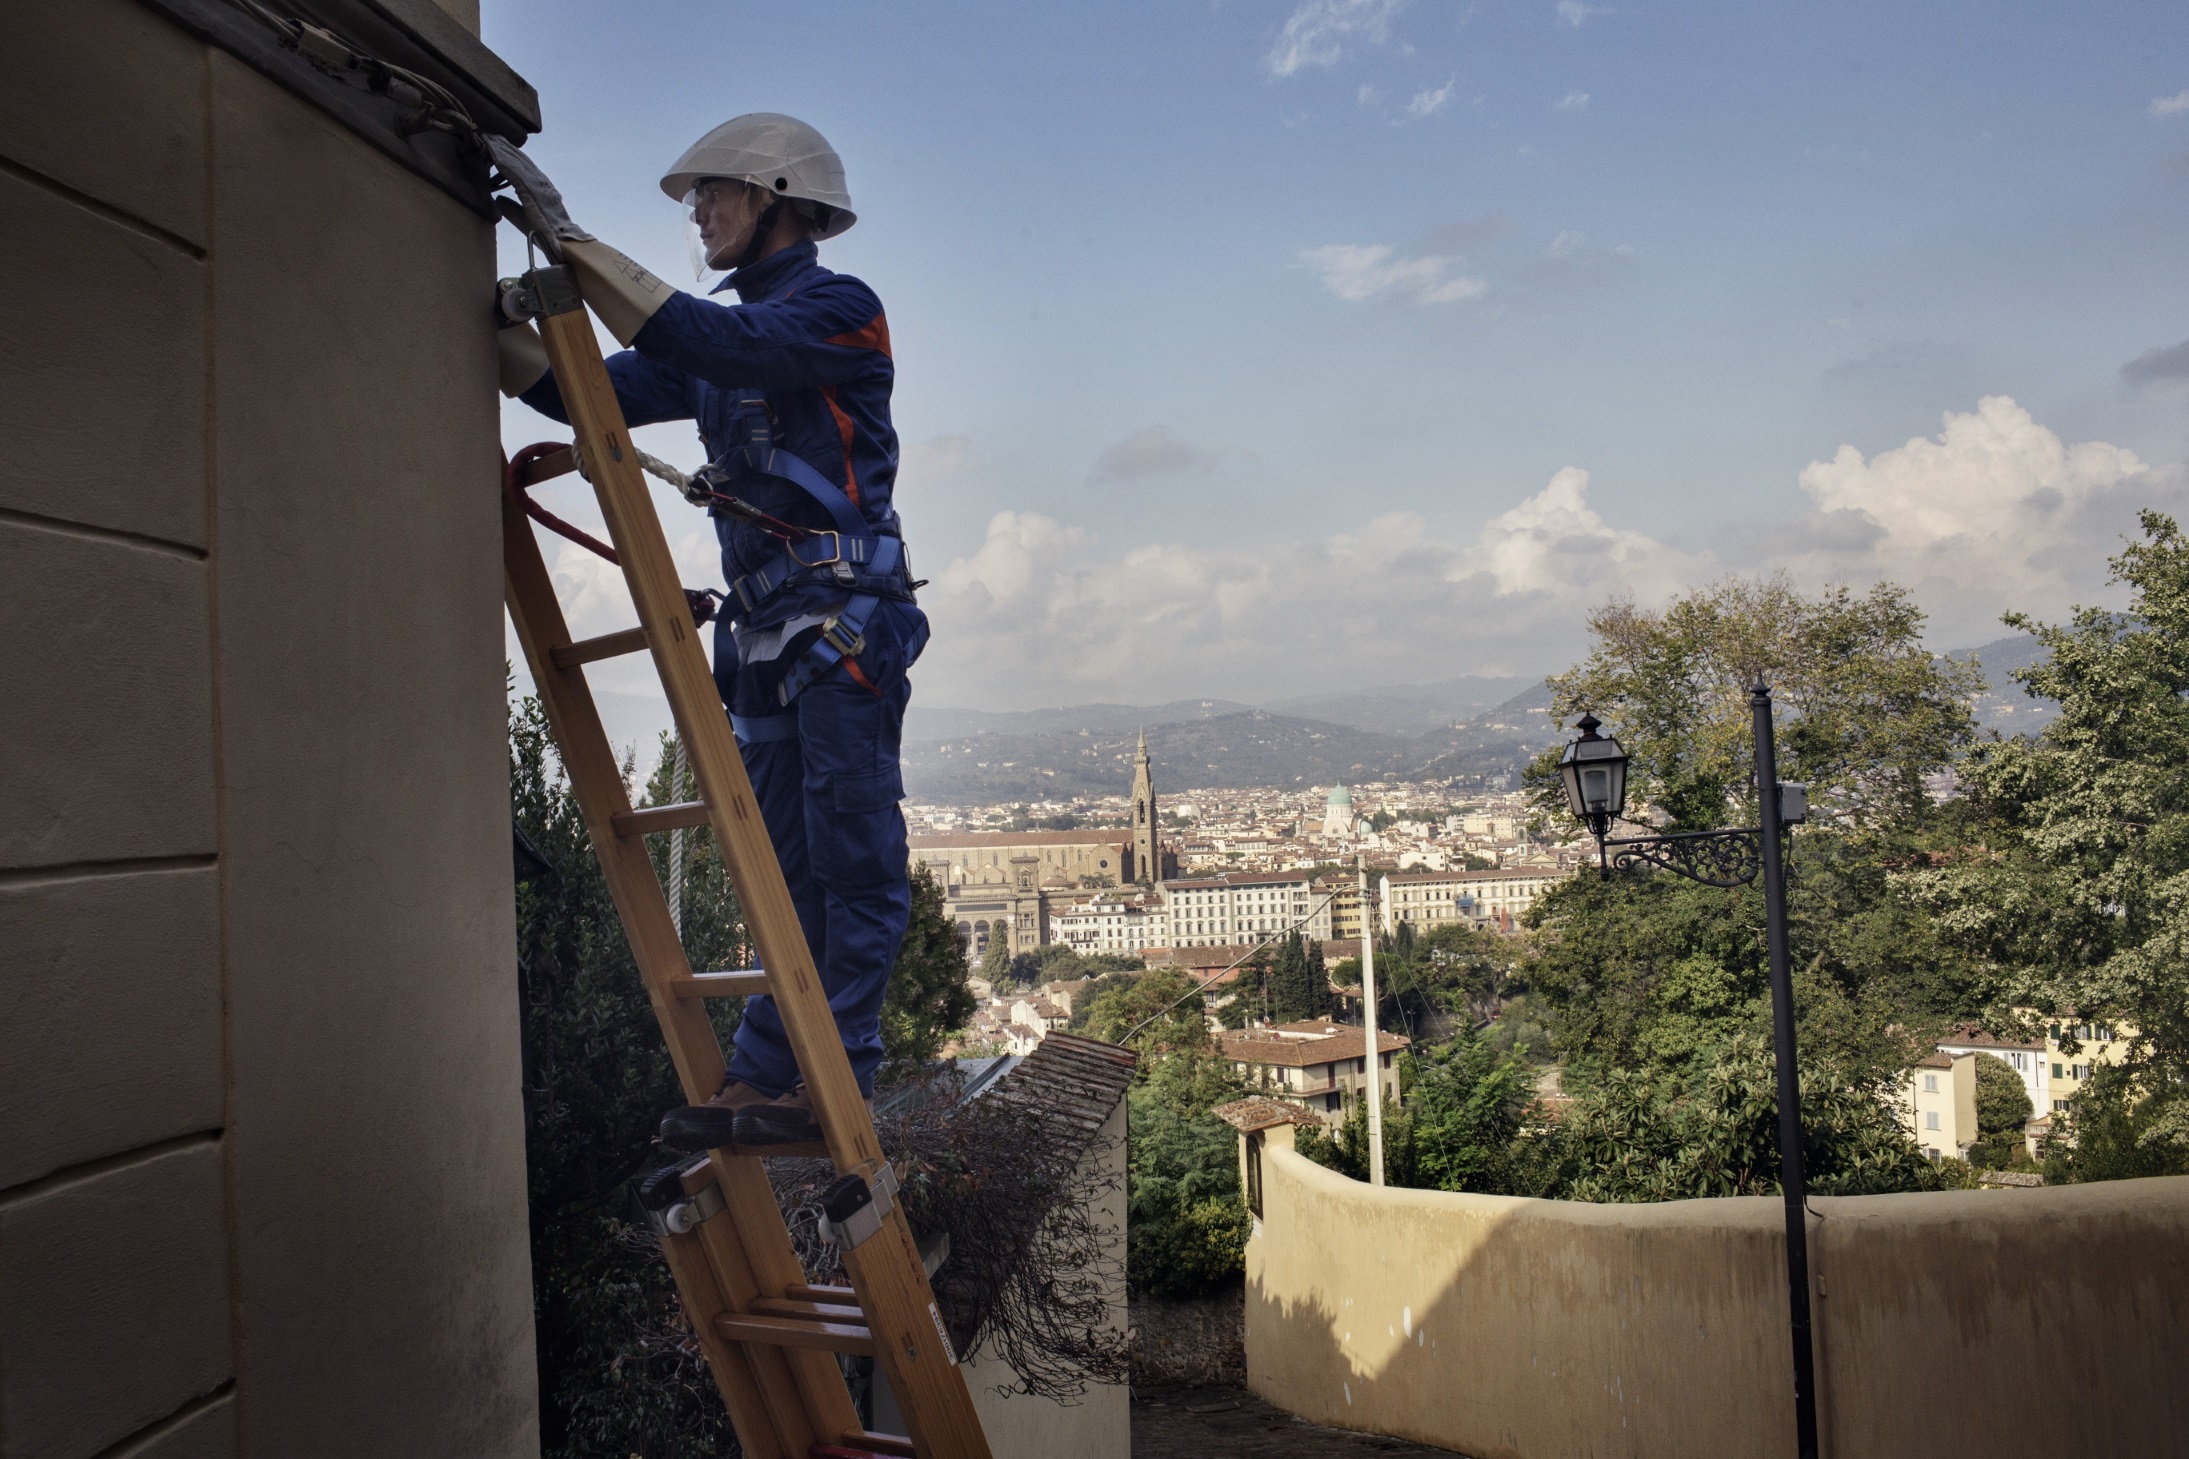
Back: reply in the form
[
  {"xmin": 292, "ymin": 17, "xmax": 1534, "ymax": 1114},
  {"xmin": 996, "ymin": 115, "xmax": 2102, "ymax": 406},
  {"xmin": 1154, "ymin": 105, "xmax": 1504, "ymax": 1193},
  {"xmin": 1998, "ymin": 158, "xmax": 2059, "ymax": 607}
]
[{"xmin": 1581, "ymin": 766, "xmax": 1610, "ymax": 812}]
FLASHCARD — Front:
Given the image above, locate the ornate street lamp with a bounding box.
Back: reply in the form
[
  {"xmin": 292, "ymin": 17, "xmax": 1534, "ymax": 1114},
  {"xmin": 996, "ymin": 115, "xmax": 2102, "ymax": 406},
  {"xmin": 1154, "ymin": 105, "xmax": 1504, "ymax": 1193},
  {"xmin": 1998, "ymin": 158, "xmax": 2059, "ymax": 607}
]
[{"xmin": 1559, "ymin": 681, "xmax": 1819, "ymax": 1459}]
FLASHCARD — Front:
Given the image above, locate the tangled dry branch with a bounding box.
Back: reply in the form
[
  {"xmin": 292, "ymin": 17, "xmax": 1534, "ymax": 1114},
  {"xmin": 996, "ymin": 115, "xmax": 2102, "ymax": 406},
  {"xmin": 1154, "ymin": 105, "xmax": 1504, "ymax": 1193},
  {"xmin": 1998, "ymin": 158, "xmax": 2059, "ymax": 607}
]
[{"xmin": 768, "ymin": 1077, "xmax": 1131, "ymax": 1402}]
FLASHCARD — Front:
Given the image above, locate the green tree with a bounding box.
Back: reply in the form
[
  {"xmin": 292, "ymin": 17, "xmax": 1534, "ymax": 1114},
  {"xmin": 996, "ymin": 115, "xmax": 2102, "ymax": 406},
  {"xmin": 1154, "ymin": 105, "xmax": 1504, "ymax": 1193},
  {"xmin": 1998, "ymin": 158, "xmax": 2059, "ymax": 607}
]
[
  {"xmin": 880, "ymin": 865, "xmax": 978, "ymax": 1087},
  {"xmin": 514, "ymin": 711, "xmax": 745, "ymax": 1457},
  {"xmin": 979, "ymin": 920, "xmax": 1016, "ymax": 986},
  {"xmin": 1902, "ymin": 512, "xmax": 2189, "ymax": 1174},
  {"xmin": 1522, "ymin": 577, "xmax": 1985, "ymax": 1094},
  {"xmin": 1532, "ymin": 575, "xmax": 1981, "ymax": 834},
  {"xmin": 1556, "ymin": 1039, "xmax": 1946, "ymax": 1202},
  {"xmin": 1968, "ymin": 1052, "xmax": 2034, "ymax": 1170},
  {"xmin": 1126, "ymin": 1052, "xmax": 1251, "ymax": 1297},
  {"xmin": 1404, "ymin": 1025, "xmax": 1536, "ymax": 1193},
  {"xmin": 1074, "ymin": 967, "xmax": 1211, "ymax": 1054}
]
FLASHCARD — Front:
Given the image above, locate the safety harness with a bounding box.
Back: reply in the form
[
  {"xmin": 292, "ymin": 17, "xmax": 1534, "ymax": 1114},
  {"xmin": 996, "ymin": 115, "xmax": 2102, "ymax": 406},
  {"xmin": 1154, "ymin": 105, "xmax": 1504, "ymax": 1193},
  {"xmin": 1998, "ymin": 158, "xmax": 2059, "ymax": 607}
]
[{"xmin": 703, "ymin": 390, "xmax": 922, "ymax": 722}]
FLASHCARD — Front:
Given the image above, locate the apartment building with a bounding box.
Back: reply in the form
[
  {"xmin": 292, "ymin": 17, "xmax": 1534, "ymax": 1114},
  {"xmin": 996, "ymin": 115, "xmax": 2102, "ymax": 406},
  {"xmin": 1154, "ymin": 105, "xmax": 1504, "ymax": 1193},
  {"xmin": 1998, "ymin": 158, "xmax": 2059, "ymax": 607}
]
[
  {"xmin": 1380, "ymin": 866, "xmax": 1567, "ymax": 932},
  {"xmin": 2039, "ymin": 1015, "xmax": 2134, "ymax": 1114},
  {"xmin": 1218, "ymin": 1021, "xmax": 1411, "ymax": 1124},
  {"xmin": 1937, "ymin": 1027, "xmax": 2050, "ymax": 1110},
  {"xmin": 1902, "ymin": 1050, "xmax": 1978, "ymax": 1160},
  {"xmin": 1162, "ymin": 871, "xmax": 1335, "ymax": 947},
  {"xmin": 1052, "ymin": 892, "xmax": 1170, "ymax": 955}
]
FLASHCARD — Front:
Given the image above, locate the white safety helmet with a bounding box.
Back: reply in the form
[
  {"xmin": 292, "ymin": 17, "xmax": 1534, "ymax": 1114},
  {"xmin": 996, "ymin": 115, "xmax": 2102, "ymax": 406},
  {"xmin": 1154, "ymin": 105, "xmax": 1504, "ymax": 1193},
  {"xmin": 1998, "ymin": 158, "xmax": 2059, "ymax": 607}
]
[{"xmin": 660, "ymin": 112, "xmax": 856, "ymax": 240}]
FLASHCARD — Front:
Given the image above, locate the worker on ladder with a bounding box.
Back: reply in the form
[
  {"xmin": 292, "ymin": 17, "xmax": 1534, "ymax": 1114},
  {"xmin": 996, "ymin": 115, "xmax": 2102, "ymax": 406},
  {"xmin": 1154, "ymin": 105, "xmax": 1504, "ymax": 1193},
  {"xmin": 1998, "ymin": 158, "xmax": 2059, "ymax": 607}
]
[{"xmin": 494, "ymin": 115, "xmax": 921, "ymax": 1148}]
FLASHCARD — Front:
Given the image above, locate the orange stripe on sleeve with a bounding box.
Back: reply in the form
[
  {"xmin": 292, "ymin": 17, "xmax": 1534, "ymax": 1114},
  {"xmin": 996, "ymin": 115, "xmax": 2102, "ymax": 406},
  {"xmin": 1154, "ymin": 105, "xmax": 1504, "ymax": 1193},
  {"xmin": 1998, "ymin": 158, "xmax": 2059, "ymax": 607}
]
[
  {"xmin": 820, "ymin": 386, "xmax": 859, "ymax": 505},
  {"xmin": 824, "ymin": 312, "xmax": 892, "ymax": 357}
]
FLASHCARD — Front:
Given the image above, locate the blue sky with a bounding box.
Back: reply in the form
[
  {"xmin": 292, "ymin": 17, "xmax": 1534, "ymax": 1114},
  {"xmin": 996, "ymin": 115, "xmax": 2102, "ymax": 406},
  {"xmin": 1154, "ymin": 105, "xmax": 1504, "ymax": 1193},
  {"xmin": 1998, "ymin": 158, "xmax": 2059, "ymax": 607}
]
[{"xmin": 492, "ymin": 0, "xmax": 2189, "ymax": 728}]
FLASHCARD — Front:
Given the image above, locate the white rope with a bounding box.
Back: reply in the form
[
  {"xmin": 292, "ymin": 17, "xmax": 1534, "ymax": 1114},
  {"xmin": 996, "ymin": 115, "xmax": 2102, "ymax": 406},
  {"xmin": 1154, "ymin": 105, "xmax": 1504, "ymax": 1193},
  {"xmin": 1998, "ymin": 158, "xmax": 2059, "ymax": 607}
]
[{"xmin": 668, "ymin": 738, "xmax": 690, "ymax": 940}]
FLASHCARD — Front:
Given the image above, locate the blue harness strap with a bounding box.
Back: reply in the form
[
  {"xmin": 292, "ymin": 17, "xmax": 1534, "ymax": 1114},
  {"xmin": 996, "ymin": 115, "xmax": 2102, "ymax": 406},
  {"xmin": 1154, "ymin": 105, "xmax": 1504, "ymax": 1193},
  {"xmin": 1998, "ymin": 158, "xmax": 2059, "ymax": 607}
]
[
  {"xmin": 712, "ymin": 390, "xmax": 915, "ymax": 707},
  {"xmin": 730, "ymin": 712, "xmax": 800, "ymax": 744}
]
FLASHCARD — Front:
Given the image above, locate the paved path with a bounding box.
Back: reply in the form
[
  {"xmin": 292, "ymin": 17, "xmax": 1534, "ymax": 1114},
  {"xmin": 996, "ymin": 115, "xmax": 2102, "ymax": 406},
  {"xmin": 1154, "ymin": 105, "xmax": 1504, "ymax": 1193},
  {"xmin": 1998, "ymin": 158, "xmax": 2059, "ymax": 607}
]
[{"xmin": 1132, "ymin": 1384, "xmax": 1472, "ymax": 1458}]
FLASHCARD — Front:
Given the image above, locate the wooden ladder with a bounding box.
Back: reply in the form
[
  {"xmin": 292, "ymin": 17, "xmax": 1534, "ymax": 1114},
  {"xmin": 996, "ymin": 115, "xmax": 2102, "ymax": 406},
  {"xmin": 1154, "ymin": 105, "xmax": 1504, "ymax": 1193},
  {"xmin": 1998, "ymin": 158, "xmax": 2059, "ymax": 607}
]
[{"xmin": 500, "ymin": 263, "xmax": 992, "ymax": 1459}]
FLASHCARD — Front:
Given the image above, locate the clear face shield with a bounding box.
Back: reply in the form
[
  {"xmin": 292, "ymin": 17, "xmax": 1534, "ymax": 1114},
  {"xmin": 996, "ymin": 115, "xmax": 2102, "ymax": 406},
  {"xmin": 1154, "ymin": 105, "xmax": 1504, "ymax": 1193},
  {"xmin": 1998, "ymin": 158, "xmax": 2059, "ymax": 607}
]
[{"xmin": 684, "ymin": 177, "xmax": 766, "ymax": 283}]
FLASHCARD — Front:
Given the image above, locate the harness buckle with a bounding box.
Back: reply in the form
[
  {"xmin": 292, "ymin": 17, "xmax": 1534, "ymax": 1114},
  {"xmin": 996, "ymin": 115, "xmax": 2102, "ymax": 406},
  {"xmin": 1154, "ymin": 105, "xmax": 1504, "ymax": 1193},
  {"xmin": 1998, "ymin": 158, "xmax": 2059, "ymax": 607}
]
[
  {"xmin": 832, "ymin": 560, "xmax": 857, "ymax": 586},
  {"xmin": 795, "ymin": 532, "xmax": 843, "ymax": 568},
  {"xmin": 820, "ymin": 616, "xmax": 866, "ymax": 657}
]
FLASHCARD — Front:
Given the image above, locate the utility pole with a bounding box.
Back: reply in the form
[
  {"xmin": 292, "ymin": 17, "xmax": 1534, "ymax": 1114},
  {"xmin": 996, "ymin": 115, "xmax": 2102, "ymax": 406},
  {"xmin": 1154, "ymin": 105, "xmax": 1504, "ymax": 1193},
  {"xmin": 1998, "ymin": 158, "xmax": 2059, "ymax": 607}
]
[{"xmin": 1357, "ymin": 857, "xmax": 1384, "ymax": 1187}]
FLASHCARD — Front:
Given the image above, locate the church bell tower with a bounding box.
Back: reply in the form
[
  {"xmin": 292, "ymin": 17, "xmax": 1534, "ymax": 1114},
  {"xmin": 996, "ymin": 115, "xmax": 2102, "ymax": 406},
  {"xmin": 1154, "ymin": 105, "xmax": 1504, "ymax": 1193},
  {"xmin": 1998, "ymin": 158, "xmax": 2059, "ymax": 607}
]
[{"xmin": 1130, "ymin": 728, "xmax": 1158, "ymax": 884}]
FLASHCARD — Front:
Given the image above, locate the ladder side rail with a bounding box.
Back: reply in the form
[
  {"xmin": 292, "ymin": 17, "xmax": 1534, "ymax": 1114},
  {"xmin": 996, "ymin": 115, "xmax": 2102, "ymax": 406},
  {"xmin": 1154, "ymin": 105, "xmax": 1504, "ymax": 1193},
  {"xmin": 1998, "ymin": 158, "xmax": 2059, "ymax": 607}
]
[
  {"xmin": 500, "ymin": 487, "xmax": 727, "ymax": 1096},
  {"xmin": 504, "ymin": 491, "xmax": 846, "ymax": 1453},
  {"xmin": 656, "ymin": 1228, "xmax": 799, "ymax": 1459},
  {"xmin": 686, "ymin": 1156, "xmax": 871, "ymax": 1443},
  {"xmin": 531, "ymin": 282, "xmax": 994, "ymax": 1459}
]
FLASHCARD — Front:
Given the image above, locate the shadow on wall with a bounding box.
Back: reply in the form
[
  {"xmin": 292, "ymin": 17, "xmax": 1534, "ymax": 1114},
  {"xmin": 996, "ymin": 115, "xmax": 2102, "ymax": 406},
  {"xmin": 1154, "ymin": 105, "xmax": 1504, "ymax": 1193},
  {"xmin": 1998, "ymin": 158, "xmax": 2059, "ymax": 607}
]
[{"xmin": 1243, "ymin": 1132, "xmax": 2189, "ymax": 1459}]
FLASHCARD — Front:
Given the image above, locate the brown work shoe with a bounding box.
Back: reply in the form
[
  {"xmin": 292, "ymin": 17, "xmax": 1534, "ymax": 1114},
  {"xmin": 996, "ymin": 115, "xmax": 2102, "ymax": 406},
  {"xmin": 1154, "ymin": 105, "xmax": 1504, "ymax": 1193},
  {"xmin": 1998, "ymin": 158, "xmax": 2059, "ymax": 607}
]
[
  {"xmin": 660, "ymin": 1078, "xmax": 778, "ymax": 1150},
  {"xmin": 733, "ymin": 1085, "xmax": 875, "ymax": 1147}
]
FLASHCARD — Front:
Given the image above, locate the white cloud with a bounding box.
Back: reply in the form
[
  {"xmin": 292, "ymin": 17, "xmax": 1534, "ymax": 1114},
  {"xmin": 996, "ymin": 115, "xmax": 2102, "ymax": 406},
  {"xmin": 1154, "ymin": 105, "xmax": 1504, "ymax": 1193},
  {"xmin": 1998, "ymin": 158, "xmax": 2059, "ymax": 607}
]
[
  {"xmin": 1477, "ymin": 467, "xmax": 1689, "ymax": 598},
  {"xmin": 1555, "ymin": 89, "xmax": 1590, "ymax": 111},
  {"xmin": 1265, "ymin": 0, "xmax": 1406, "ymax": 77},
  {"xmin": 1299, "ymin": 243, "xmax": 1486, "ymax": 305},
  {"xmin": 911, "ymin": 397, "xmax": 2186, "ymax": 708},
  {"xmin": 1789, "ymin": 395, "xmax": 2163, "ymax": 624},
  {"xmin": 1405, "ymin": 80, "xmax": 1456, "ymax": 118},
  {"xmin": 1556, "ymin": 0, "xmax": 1607, "ymax": 26},
  {"xmin": 917, "ymin": 470, "xmax": 1698, "ymax": 704},
  {"xmin": 2151, "ymin": 91, "xmax": 2189, "ymax": 117},
  {"xmin": 1357, "ymin": 83, "xmax": 1385, "ymax": 108}
]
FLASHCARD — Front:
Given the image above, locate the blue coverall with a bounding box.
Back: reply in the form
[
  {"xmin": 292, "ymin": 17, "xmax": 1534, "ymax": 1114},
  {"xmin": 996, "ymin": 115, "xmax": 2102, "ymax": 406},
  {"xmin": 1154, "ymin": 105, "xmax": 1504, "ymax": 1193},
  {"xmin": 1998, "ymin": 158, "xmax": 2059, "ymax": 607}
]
[{"xmin": 520, "ymin": 240, "xmax": 919, "ymax": 1098}]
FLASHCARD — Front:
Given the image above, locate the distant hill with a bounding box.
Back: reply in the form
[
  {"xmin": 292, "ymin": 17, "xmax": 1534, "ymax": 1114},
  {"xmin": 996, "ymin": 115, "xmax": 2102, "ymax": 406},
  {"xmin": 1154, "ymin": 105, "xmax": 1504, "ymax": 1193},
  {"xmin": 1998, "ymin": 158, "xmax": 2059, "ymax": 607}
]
[
  {"xmin": 1952, "ymin": 633, "xmax": 2056, "ymax": 737},
  {"xmin": 901, "ymin": 681, "xmax": 1560, "ymax": 802},
  {"xmin": 1262, "ymin": 675, "xmax": 1537, "ymax": 735},
  {"xmin": 903, "ymin": 698, "xmax": 1256, "ymax": 742}
]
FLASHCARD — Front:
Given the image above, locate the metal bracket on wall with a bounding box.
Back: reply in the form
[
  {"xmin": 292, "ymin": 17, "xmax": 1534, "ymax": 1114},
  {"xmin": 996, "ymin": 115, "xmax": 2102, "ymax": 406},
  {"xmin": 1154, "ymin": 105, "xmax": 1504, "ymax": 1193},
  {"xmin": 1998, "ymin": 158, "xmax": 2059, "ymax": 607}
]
[{"xmin": 132, "ymin": 0, "xmax": 536, "ymax": 217}]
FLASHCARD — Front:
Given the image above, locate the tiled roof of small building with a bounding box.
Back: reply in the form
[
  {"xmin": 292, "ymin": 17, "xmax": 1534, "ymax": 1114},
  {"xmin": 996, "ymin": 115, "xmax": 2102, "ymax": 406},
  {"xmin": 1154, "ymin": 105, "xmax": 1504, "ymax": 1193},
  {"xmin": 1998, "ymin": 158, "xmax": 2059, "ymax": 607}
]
[
  {"xmin": 1216, "ymin": 1023, "xmax": 1410, "ymax": 1068},
  {"xmin": 1212, "ymin": 1096, "xmax": 1321, "ymax": 1132},
  {"xmin": 985, "ymin": 1032, "xmax": 1136, "ymax": 1140},
  {"xmin": 1938, "ymin": 1024, "xmax": 2042, "ymax": 1053}
]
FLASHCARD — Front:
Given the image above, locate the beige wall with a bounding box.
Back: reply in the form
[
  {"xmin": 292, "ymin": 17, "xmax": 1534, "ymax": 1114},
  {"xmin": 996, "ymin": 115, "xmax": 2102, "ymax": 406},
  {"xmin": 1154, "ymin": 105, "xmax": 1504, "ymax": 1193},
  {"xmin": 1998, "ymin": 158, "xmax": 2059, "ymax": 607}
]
[
  {"xmin": 962, "ymin": 1097, "xmax": 1131, "ymax": 1458},
  {"xmin": 1, "ymin": 2, "xmax": 536, "ymax": 1455},
  {"xmin": 1244, "ymin": 1139, "xmax": 2189, "ymax": 1458}
]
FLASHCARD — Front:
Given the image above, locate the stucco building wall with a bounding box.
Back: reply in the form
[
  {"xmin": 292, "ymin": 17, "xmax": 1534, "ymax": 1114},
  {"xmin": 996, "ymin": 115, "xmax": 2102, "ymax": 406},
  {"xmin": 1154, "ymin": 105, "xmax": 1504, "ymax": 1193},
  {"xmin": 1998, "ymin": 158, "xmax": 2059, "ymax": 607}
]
[
  {"xmin": 962, "ymin": 1095, "xmax": 1131, "ymax": 1458},
  {"xmin": 1244, "ymin": 1133, "xmax": 2189, "ymax": 1459},
  {"xmin": 1, "ymin": 2, "xmax": 538, "ymax": 1455}
]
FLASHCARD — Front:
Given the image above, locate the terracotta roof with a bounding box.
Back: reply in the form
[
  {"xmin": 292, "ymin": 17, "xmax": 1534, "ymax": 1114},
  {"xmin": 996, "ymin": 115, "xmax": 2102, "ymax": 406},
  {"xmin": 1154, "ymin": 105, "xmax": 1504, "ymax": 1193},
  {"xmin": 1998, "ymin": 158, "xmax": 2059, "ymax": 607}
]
[
  {"xmin": 1913, "ymin": 1051, "xmax": 1955, "ymax": 1069},
  {"xmin": 1938, "ymin": 1025, "xmax": 2042, "ymax": 1053},
  {"xmin": 984, "ymin": 1032, "xmax": 1137, "ymax": 1140},
  {"xmin": 1212, "ymin": 1096, "xmax": 1321, "ymax": 1132},
  {"xmin": 1162, "ymin": 870, "xmax": 1318, "ymax": 888},
  {"xmin": 1216, "ymin": 1023, "xmax": 1410, "ymax": 1067},
  {"xmin": 1978, "ymin": 1169, "xmax": 2045, "ymax": 1188},
  {"xmin": 910, "ymin": 830, "xmax": 1129, "ymax": 850}
]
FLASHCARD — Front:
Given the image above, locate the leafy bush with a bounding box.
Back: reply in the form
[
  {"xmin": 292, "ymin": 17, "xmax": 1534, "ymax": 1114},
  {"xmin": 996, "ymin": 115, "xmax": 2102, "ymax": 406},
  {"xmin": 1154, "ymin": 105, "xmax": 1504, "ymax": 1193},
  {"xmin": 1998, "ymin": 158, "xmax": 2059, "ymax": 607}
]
[{"xmin": 1126, "ymin": 1051, "xmax": 1249, "ymax": 1297}]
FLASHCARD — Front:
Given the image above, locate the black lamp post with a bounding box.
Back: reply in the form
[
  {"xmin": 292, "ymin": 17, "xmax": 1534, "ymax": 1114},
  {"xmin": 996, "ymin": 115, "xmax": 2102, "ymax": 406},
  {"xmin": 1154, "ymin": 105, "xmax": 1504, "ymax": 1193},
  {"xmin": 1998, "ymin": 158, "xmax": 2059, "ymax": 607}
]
[{"xmin": 1558, "ymin": 681, "xmax": 1819, "ymax": 1459}]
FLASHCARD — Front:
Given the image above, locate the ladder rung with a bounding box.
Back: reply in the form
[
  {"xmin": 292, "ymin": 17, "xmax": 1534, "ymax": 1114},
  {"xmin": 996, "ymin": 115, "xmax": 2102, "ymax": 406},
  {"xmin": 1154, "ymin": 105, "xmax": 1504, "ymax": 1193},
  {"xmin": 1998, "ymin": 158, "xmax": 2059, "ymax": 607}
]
[
  {"xmin": 716, "ymin": 1313, "xmax": 874, "ymax": 1356},
  {"xmin": 551, "ymin": 626, "xmax": 650, "ymax": 668},
  {"xmin": 751, "ymin": 1297, "xmax": 866, "ymax": 1324},
  {"xmin": 840, "ymin": 1432, "xmax": 917, "ymax": 1458},
  {"xmin": 787, "ymin": 1283, "xmax": 857, "ymax": 1303},
  {"xmin": 669, "ymin": 970, "xmax": 771, "ymax": 999},
  {"xmin": 612, "ymin": 800, "xmax": 711, "ymax": 837},
  {"xmin": 518, "ymin": 444, "xmax": 578, "ymax": 485}
]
